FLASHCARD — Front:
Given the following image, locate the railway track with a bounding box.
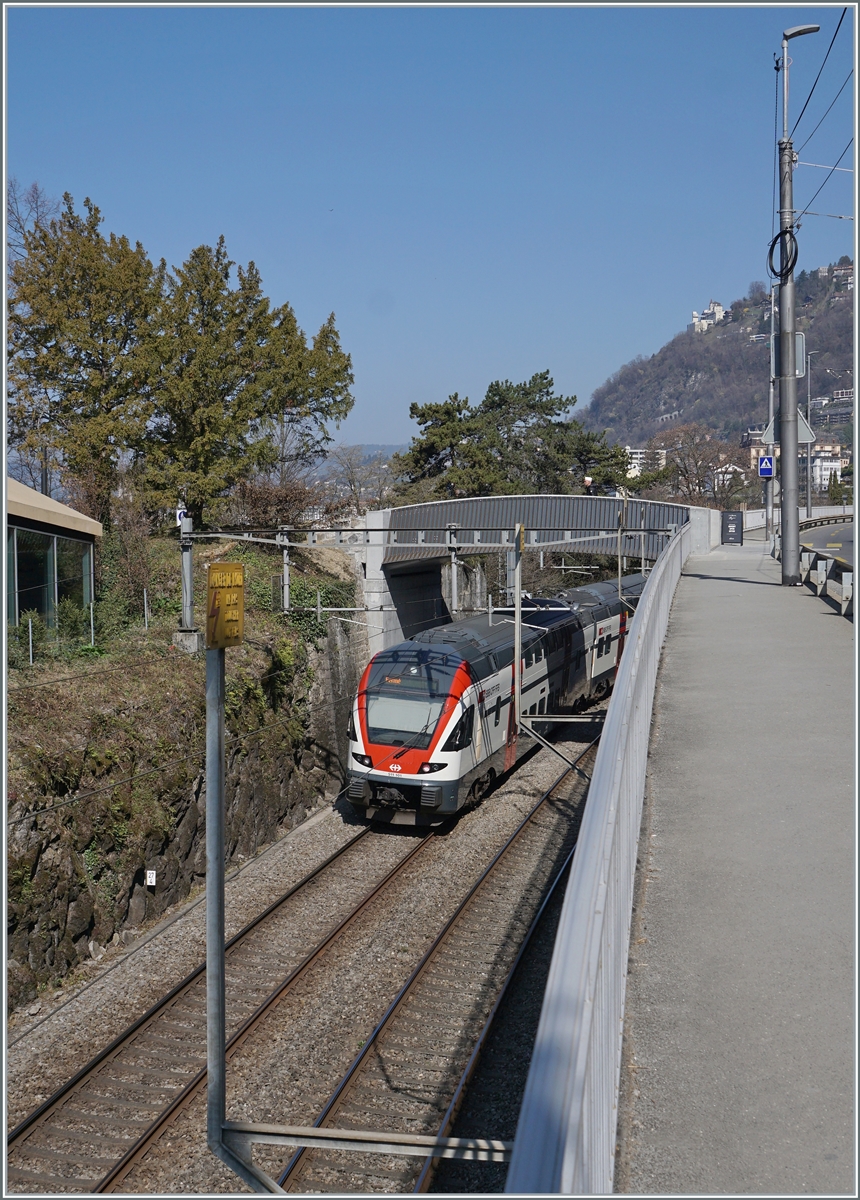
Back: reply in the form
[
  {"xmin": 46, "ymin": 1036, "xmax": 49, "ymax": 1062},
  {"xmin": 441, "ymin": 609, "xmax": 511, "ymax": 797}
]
[
  {"xmin": 8, "ymin": 738, "xmax": 594, "ymax": 1195},
  {"xmin": 267, "ymin": 742, "xmax": 595, "ymax": 1194},
  {"xmin": 6, "ymin": 825, "xmax": 434, "ymax": 1194}
]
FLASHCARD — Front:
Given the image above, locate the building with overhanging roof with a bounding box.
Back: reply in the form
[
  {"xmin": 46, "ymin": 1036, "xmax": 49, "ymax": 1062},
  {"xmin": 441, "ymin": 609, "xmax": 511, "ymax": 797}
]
[{"xmin": 6, "ymin": 478, "xmax": 103, "ymax": 626}]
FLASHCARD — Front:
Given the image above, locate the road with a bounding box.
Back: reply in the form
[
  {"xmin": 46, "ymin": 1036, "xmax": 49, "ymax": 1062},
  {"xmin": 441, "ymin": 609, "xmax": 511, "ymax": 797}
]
[{"xmin": 800, "ymin": 519, "xmax": 854, "ymax": 569}]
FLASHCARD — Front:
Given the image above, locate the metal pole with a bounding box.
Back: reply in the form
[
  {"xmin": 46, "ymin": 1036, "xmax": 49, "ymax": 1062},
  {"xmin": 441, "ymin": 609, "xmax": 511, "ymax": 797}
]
[
  {"xmin": 640, "ymin": 509, "xmax": 646, "ymax": 574},
  {"xmin": 766, "ymin": 287, "xmax": 776, "ymax": 543},
  {"xmin": 778, "ymin": 24, "xmax": 818, "ymax": 584},
  {"xmin": 806, "ymin": 351, "xmax": 817, "ymax": 517},
  {"xmin": 206, "ymin": 647, "xmax": 227, "ymax": 1156},
  {"xmin": 514, "ymin": 524, "xmax": 523, "ymax": 736},
  {"xmin": 90, "ymin": 603, "xmax": 94, "ymax": 647},
  {"xmin": 488, "ymin": 594, "xmax": 493, "ymax": 627},
  {"xmin": 29, "ymin": 619, "xmax": 33, "ymax": 666},
  {"xmin": 506, "ymin": 550, "xmax": 516, "ymax": 606},
  {"xmin": 180, "ymin": 515, "xmax": 195, "ymax": 628},
  {"xmin": 143, "ymin": 587, "xmax": 149, "ymax": 631},
  {"xmin": 450, "ymin": 551, "xmax": 458, "ymax": 613},
  {"xmin": 617, "ymin": 510, "xmax": 622, "ymax": 600},
  {"xmin": 278, "ymin": 528, "xmax": 290, "ymax": 613}
]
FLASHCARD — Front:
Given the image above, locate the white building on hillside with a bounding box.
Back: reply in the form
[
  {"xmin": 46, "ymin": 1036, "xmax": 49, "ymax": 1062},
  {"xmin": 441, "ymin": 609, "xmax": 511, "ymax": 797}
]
[{"xmin": 687, "ymin": 300, "xmax": 725, "ymax": 334}]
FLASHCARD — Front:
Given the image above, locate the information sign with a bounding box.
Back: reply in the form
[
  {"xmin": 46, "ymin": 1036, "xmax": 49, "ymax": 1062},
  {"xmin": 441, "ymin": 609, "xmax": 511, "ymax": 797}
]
[
  {"xmin": 758, "ymin": 456, "xmax": 774, "ymax": 478},
  {"xmin": 206, "ymin": 563, "xmax": 245, "ymax": 648}
]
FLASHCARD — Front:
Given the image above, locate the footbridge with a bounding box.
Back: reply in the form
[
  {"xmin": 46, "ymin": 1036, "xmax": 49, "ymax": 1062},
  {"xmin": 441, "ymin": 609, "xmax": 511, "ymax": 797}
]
[{"xmin": 341, "ymin": 496, "xmax": 720, "ymax": 655}]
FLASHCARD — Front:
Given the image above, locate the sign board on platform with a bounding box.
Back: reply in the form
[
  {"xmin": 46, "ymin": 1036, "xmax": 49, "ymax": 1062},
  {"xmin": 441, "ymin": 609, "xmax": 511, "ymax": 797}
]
[
  {"xmin": 761, "ymin": 407, "xmax": 817, "ymax": 445},
  {"xmin": 206, "ymin": 563, "xmax": 245, "ymax": 648},
  {"xmin": 770, "ymin": 331, "xmax": 806, "ymax": 379}
]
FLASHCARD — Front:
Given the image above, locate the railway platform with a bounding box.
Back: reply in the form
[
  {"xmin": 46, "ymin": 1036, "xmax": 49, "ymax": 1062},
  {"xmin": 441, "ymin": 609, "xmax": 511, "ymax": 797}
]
[{"xmin": 618, "ymin": 530, "xmax": 855, "ymax": 1195}]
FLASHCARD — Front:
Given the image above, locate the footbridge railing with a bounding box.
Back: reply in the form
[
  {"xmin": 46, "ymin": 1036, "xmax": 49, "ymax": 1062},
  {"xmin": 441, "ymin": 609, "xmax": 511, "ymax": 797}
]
[{"xmin": 506, "ymin": 522, "xmax": 692, "ymax": 1195}]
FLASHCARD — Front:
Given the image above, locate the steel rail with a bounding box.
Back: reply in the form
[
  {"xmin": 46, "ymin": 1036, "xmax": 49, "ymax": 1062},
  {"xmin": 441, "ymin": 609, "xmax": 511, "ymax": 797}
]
[
  {"xmin": 413, "ymin": 826, "xmax": 581, "ymax": 1192},
  {"xmin": 7, "ymin": 827, "xmax": 371, "ymax": 1149},
  {"xmin": 276, "ymin": 737, "xmax": 598, "ymax": 1191},
  {"xmin": 97, "ymin": 829, "xmax": 437, "ymax": 1193},
  {"xmin": 8, "ymin": 825, "xmax": 439, "ymax": 1194}
]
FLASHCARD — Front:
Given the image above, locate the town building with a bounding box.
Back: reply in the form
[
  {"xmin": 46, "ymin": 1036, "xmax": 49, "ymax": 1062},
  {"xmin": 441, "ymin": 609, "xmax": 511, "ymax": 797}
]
[
  {"xmin": 6, "ymin": 478, "xmax": 102, "ymax": 626},
  {"xmin": 625, "ymin": 447, "xmax": 667, "ymax": 478}
]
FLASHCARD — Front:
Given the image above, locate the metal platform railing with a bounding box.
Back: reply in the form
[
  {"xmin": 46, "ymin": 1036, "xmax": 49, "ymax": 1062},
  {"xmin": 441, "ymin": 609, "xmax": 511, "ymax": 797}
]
[{"xmin": 506, "ymin": 522, "xmax": 691, "ymax": 1195}]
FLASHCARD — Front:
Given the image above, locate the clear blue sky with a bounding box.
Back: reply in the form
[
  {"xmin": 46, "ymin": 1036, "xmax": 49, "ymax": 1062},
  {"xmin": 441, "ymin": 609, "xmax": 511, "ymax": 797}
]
[{"xmin": 6, "ymin": 5, "xmax": 856, "ymax": 446}]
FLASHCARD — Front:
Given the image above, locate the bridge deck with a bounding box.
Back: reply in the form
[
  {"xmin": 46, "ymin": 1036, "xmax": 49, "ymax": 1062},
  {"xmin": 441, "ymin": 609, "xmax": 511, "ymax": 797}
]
[{"xmin": 618, "ymin": 531, "xmax": 854, "ymax": 1195}]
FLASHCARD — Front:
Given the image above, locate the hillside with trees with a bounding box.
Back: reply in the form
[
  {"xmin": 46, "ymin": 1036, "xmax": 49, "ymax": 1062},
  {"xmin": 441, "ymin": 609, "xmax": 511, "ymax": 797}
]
[{"xmin": 581, "ymin": 261, "xmax": 854, "ymax": 448}]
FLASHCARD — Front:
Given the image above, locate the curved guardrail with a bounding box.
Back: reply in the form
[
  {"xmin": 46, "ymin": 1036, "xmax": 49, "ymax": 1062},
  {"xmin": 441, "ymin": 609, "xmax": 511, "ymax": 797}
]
[{"xmin": 506, "ymin": 522, "xmax": 692, "ymax": 1195}]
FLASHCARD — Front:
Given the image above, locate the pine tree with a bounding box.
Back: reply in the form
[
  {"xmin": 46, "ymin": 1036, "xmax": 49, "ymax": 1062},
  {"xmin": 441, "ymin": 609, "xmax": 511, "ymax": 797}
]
[
  {"xmin": 7, "ymin": 195, "xmax": 165, "ymax": 522},
  {"xmin": 141, "ymin": 238, "xmax": 353, "ymax": 524},
  {"xmin": 391, "ymin": 371, "xmax": 629, "ymax": 500}
]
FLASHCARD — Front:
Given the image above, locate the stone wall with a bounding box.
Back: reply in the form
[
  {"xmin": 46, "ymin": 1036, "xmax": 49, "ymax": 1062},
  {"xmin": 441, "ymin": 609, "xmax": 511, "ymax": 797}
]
[{"xmin": 6, "ymin": 607, "xmax": 369, "ymax": 1010}]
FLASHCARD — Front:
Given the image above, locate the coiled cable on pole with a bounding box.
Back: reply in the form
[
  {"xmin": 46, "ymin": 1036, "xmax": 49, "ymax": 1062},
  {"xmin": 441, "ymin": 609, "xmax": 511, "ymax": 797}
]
[{"xmin": 767, "ymin": 229, "xmax": 798, "ymax": 282}]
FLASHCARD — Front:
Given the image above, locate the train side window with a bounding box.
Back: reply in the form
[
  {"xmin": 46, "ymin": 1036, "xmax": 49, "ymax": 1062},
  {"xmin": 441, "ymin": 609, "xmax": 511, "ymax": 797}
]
[
  {"xmin": 529, "ymin": 703, "xmax": 537, "ymax": 715},
  {"xmin": 494, "ymin": 696, "xmax": 501, "ymax": 727},
  {"xmin": 525, "ymin": 651, "xmax": 533, "ymax": 669},
  {"xmin": 534, "ymin": 646, "xmax": 543, "ymax": 663},
  {"xmin": 443, "ymin": 705, "xmax": 475, "ymax": 751},
  {"xmin": 538, "ymin": 697, "xmax": 545, "ymax": 715}
]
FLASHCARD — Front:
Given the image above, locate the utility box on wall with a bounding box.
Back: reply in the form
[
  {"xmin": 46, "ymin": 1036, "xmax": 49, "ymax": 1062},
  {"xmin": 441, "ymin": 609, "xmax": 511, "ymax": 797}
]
[{"xmin": 721, "ymin": 511, "xmax": 744, "ymax": 545}]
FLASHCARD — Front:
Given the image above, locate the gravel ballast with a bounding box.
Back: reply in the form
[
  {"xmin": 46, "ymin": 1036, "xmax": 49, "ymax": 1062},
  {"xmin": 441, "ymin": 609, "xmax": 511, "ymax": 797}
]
[{"xmin": 10, "ymin": 733, "xmax": 592, "ymax": 1195}]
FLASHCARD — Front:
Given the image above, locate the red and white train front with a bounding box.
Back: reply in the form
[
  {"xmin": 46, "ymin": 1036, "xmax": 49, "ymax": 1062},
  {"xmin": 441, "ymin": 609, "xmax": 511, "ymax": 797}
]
[{"xmin": 346, "ymin": 644, "xmax": 484, "ymax": 823}]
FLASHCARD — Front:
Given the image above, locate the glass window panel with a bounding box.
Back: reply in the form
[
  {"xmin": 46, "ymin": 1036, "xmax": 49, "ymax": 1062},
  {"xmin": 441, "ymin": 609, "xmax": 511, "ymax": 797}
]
[
  {"xmin": 7, "ymin": 528, "xmax": 16, "ymax": 624},
  {"xmin": 56, "ymin": 536, "xmax": 88, "ymax": 608},
  {"xmin": 14, "ymin": 528, "xmax": 55, "ymax": 624}
]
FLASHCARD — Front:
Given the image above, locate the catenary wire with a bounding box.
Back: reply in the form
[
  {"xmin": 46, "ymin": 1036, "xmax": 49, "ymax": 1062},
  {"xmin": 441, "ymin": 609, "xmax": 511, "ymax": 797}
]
[
  {"xmin": 10, "ymin": 556, "xmax": 636, "ymax": 821},
  {"xmin": 797, "ymin": 69, "xmax": 853, "ymax": 152},
  {"xmin": 795, "ymin": 137, "xmax": 854, "ymax": 225},
  {"xmin": 789, "ymin": 8, "xmax": 848, "ymax": 139}
]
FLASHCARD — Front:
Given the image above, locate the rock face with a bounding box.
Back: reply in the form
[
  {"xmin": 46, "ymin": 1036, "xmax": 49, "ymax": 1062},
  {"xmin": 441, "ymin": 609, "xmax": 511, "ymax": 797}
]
[{"xmin": 6, "ymin": 611, "xmax": 368, "ymax": 1010}]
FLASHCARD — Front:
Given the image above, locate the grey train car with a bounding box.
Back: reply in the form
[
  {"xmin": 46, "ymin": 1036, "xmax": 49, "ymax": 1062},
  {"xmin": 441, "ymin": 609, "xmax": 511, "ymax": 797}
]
[{"xmin": 346, "ymin": 573, "xmax": 647, "ymax": 825}]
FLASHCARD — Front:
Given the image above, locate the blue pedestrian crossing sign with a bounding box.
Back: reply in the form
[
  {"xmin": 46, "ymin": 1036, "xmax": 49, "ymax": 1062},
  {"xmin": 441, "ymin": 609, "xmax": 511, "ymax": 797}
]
[{"xmin": 758, "ymin": 456, "xmax": 774, "ymax": 478}]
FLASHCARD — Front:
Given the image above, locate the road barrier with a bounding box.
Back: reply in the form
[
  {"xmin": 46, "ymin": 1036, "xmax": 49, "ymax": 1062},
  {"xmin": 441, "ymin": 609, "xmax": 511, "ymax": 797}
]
[{"xmin": 506, "ymin": 522, "xmax": 691, "ymax": 1195}]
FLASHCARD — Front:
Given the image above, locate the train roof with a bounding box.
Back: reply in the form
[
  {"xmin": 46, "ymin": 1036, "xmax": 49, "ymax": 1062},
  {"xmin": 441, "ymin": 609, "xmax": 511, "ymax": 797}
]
[{"xmin": 554, "ymin": 572, "xmax": 646, "ymax": 610}]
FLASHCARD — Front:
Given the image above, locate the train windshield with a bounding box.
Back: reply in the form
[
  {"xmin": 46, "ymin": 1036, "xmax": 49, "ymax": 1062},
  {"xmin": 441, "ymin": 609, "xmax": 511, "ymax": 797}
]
[{"xmin": 363, "ymin": 647, "xmax": 462, "ymax": 750}]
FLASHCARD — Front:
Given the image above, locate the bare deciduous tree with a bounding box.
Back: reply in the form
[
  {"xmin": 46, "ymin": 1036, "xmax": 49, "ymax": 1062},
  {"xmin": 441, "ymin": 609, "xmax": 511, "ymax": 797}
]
[
  {"xmin": 649, "ymin": 423, "xmax": 749, "ymax": 507},
  {"xmin": 327, "ymin": 445, "xmax": 394, "ymax": 513},
  {"xmin": 7, "ymin": 177, "xmax": 60, "ymax": 266}
]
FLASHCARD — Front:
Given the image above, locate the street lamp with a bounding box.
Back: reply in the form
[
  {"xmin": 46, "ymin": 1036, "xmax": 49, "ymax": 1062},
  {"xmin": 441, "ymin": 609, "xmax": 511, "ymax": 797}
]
[
  {"xmin": 805, "ymin": 349, "xmax": 818, "ymax": 515},
  {"xmin": 774, "ymin": 22, "xmax": 819, "ymax": 585}
]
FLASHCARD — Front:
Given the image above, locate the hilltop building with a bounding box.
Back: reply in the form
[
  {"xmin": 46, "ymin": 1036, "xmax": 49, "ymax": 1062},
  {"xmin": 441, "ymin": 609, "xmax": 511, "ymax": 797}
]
[{"xmin": 687, "ymin": 300, "xmax": 725, "ymax": 334}]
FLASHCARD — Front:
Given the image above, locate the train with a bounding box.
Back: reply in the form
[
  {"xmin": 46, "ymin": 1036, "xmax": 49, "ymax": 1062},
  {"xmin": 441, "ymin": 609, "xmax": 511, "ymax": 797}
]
[{"xmin": 346, "ymin": 573, "xmax": 647, "ymax": 825}]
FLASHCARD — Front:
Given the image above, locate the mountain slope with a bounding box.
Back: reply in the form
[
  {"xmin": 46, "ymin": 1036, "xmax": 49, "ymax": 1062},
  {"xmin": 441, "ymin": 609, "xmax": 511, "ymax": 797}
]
[{"xmin": 581, "ymin": 263, "xmax": 853, "ymax": 447}]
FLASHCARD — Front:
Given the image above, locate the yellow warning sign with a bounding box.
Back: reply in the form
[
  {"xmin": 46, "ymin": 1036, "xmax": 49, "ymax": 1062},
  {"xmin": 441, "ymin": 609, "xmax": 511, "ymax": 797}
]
[{"xmin": 206, "ymin": 563, "xmax": 244, "ymax": 649}]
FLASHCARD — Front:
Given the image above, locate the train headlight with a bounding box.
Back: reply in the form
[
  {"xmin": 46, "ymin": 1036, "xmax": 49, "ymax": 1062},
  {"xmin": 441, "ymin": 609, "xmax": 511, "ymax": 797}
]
[
  {"xmin": 352, "ymin": 753, "xmax": 372, "ymax": 768},
  {"xmin": 418, "ymin": 762, "xmax": 446, "ymax": 774}
]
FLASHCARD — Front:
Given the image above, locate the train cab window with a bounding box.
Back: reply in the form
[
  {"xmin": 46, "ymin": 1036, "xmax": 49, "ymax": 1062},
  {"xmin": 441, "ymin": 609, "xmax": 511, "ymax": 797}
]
[
  {"xmin": 494, "ymin": 696, "xmax": 501, "ymax": 727},
  {"xmin": 443, "ymin": 705, "xmax": 475, "ymax": 751}
]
